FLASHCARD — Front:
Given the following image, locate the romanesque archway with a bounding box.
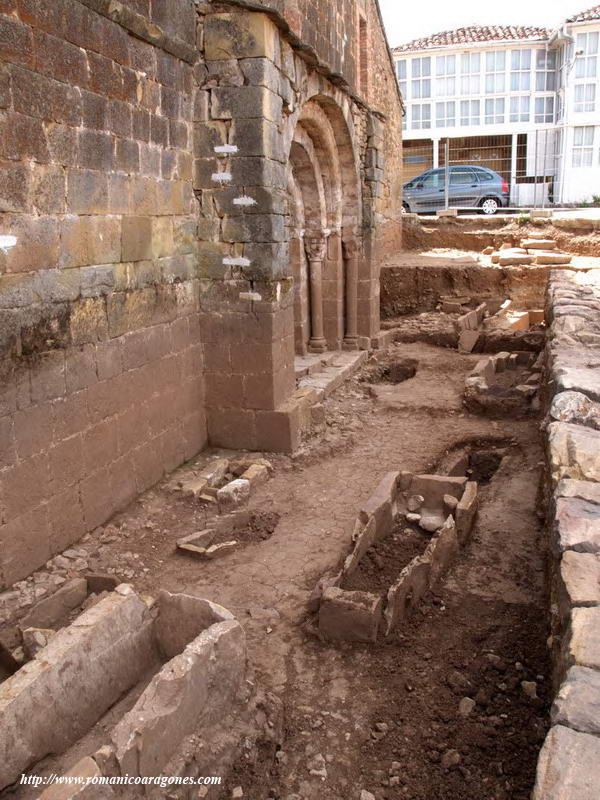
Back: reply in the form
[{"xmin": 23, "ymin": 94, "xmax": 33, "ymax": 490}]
[{"xmin": 287, "ymin": 96, "xmax": 362, "ymax": 355}]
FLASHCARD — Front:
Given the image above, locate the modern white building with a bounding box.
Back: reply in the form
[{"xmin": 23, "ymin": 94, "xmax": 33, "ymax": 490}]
[{"xmin": 393, "ymin": 5, "xmax": 600, "ymax": 206}]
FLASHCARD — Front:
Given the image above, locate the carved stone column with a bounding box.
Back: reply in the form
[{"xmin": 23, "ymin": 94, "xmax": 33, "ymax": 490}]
[
  {"xmin": 342, "ymin": 235, "xmax": 361, "ymax": 350},
  {"xmin": 304, "ymin": 233, "xmax": 328, "ymax": 353}
]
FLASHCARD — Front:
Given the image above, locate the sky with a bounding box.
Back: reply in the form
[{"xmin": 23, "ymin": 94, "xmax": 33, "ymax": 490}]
[{"xmin": 378, "ymin": 0, "xmax": 596, "ymax": 49}]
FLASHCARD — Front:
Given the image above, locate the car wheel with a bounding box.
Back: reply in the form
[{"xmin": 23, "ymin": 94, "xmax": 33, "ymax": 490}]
[
  {"xmin": 480, "ymin": 196, "xmax": 499, "ymax": 215},
  {"xmin": 402, "ymin": 202, "xmax": 410, "ymax": 214}
]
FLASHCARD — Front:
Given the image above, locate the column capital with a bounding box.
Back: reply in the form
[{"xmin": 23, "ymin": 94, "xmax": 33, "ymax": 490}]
[
  {"xmin": 342, "ymin": 236, "xmax": 362, "ymax": 260},
  {"xmin": 304, "ymin": 232, "xmax": 328, "ymax": 262}
]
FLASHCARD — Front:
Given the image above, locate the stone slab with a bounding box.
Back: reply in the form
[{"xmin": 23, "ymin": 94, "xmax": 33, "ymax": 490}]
[
  {"xmin": 533, "ymin": 724, "xmax": 600, "ymax": 800},
  {"xmin": 358, "ymin": 471, "xmax": 399, "ymax": 541},
  {"xmin": 521, "ymin": 239, "xmax": 557, "ymax": 250},
  {"xmin": 458, "ymin": 330, "xmax": 480, "ymax": 353},
  {"xmin": 112, "ymin": 619, "xmax": 245, "ymax": 777},
  {"xmin": 319, "ymin": 587, "xmax": 382, "ymax": 643},
  {"xmin": 470, "ymin": 357, "xmax": 495, "ymax": 384},
  {"xmin": 552, "ymin": 666, "xmax": 600, "ymax": 737},
  {"xmin": 20, "ymin": 578, "xmax": 88, "ymax": 630},
  {"xmin": 343, "ymin": 516, "xmax": 377, "ymax": 577},
  {"xmin": 423, "ymin": 516, "xmax": 459, "ymax": 588},
  {"xmin": 455, "ymin": 481, "xmax": 478, "ymax": 545},
  {"xmin": 384, "ymin": 555, "xmax": 431, "ymax": 636},
  {"xmin": 155, "ymin": 591, "xmax": 234, "ymax": 660}
]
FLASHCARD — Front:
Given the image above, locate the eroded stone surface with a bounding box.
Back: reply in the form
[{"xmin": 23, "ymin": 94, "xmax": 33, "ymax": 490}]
[
  {"xmin": 562, "ymin": 606, "xmax": 600, "ymax": 672},
  {"xmin": 553, "ymin": 497, "xmax": 600, "ymax": 555},
  {"xmin": 217, "ymin": 479, "xmax": 251, "ymax": 510},
  {"xmin": 552, "ymin": 666, "xmax": 600, "ymax": 737},
  {"xmin": 550, "ymin": 391, "xmax": 600, "ymax": 430},
  {"xmin": 533, "ymin": 725, "xmax": 600, "ymax": 800},
  {"xmin": 547, "ymin": 422, "xmax": 600, "ymax": 484},
  {"xmin": 111, "ymin": 620, "xmax": 246, "ymax": 777},
  {"xmin": 558, "ymin": 551, "xmax": 600, "ymax": 622}
]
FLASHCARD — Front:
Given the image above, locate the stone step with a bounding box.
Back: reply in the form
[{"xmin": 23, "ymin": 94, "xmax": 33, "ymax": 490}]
[
  {"xmin": 521, "ymin": 238, "xmax": 557, "ymax": 250},
  {"xmin": 294, "ymin": 352, "xmax": 338, "ymax": 380},
  {"xmin": 297, "ymin": 350, "xmax": 368, "ymax": 401}
]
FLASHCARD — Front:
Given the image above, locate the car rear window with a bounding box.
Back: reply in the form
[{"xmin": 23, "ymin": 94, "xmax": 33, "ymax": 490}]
[
  {"xmin": 450, "ymin": 168, "xmax": 478, "ymax": 185},
  {"xmin": 473, "ymin": 168, "xmax": 494, "ymax": 182}
]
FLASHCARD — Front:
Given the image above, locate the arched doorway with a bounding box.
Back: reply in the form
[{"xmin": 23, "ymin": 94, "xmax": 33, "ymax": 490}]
[{"xmin": 287, "ymin": 97, "xmax": 362, "ymax": 355}]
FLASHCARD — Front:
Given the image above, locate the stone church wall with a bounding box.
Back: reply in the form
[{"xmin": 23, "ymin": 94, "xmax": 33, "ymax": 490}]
[{"xmin": 0, "ymin": 0, "xmax": 402, "ymax": 586}]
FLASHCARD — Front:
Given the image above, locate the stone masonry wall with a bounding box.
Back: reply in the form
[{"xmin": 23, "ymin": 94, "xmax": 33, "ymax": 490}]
[
  {"xmin": 194, "ymin": 1, "xmax": 402, "ymax": 450},
  {"xmin": 0, "ymin": 0, "xmax": 205, "ymax": 588},
  {"xmin": 532, "ymin": 268, "xmax": 600, "ymax": 797},
  {"xmin": 0, "ymin": 0, "xmax": 402, "ymax": 587}
]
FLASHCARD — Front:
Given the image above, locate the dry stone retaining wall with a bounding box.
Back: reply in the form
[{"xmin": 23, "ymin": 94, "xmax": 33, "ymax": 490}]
[{"xmin": 533, "ymin": 268, "xmax": 600, "ymax": 799}]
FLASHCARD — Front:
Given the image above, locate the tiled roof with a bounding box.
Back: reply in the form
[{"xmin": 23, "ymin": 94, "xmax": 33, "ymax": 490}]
[
  {"xmin": 566, "ymin": 5, "xmax": 600, "ymax": 22},
  {"xmin": 392, "ymin": 25, "xmax": 550, "ymax": 54}
]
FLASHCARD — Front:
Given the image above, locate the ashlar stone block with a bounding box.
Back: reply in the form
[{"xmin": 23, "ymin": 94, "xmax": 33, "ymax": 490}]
[{"xmin": 204, "ymin": 12, "xmax": 278, "ymax": 61}]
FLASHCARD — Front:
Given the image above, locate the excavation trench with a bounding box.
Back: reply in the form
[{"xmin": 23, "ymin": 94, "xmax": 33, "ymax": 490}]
[
  {"xmin": 0, "ymin": 346, "xmax": 549, "ymax": 798},
  {"xmin": 217, "ymin": 344, "xmax": 549, "ymax": 800}
]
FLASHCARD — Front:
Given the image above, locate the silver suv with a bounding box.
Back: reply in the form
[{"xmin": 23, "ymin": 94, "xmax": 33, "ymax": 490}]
[{"xmin": 403, "ymin": 166, "xmax": 510, "ymax": 215}]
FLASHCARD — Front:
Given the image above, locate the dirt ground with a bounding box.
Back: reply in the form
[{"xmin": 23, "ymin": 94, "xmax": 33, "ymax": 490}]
[{"xmin": 3, "ymin": 341, "xmax": 549, "ymax": 799}]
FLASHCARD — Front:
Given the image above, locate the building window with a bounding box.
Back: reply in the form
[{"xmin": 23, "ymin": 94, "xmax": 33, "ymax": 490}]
[
  {"xmin": 536, "ymin": 49, "xmax": 557, "ymax": 90},
  {"xmin": 510, "ymin": 95, "xmax": 530, "ymax": 122},
  {"xmin": 485, "ymin": 51, "xmax": 505, "ymax": 93},
  {"xmin": 575, "ymin": 32, "xmax": 599, "ymax": 79},
  {"xmin": 397, "ymin": 60, "xmax": 407, "ymax": 98},
  {"xmin": 534, "ymin": 95, "xmax": 554, "ymax": 123},
  {"xmin": 411, "ymin": 57, "xmax": 431, "ymax": 99},
  {"xmin": 358, "ymin": 16, "xmax": 368, "ymax": 98},
  {"xmin": 460, "ymin": 53, "xmax": 481, "ymax": 94},
  {"xmin": 412, "ymin": 103, "xmax": 431, "ymax": 129},
  {"xmin": 575, "ymin": 82, "xmax": 596, "ymax": 112},
  {"xmin": 485, "ymin": 97, "xmax": 505, "ymax": 124},
  {"xmin": 510, "ymin": 49, "xmax": 531, "ymax": 91},
  {"xmin": 572, "ymin": 126, "xmax": 594, "ymax": 167},
  {"xmin": 460, "ymin": 99, "xmax": 480, "ymax": 126},
  {"xmin": 435, "ymin": 54, "xmax": 456, "ymax": 96},
  {"xmin": 435, "ymin": 101, "xmax": 455, "ymax": 127}
]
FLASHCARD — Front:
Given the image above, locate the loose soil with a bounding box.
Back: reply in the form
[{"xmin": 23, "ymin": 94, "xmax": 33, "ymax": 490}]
[
  {"xmin": 342, "ymin": 523, "xmax": 431, "ymax": 596},
  {"xmin": 210, "ymin": 510, "xmax": 281, "ymax": 547}
]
